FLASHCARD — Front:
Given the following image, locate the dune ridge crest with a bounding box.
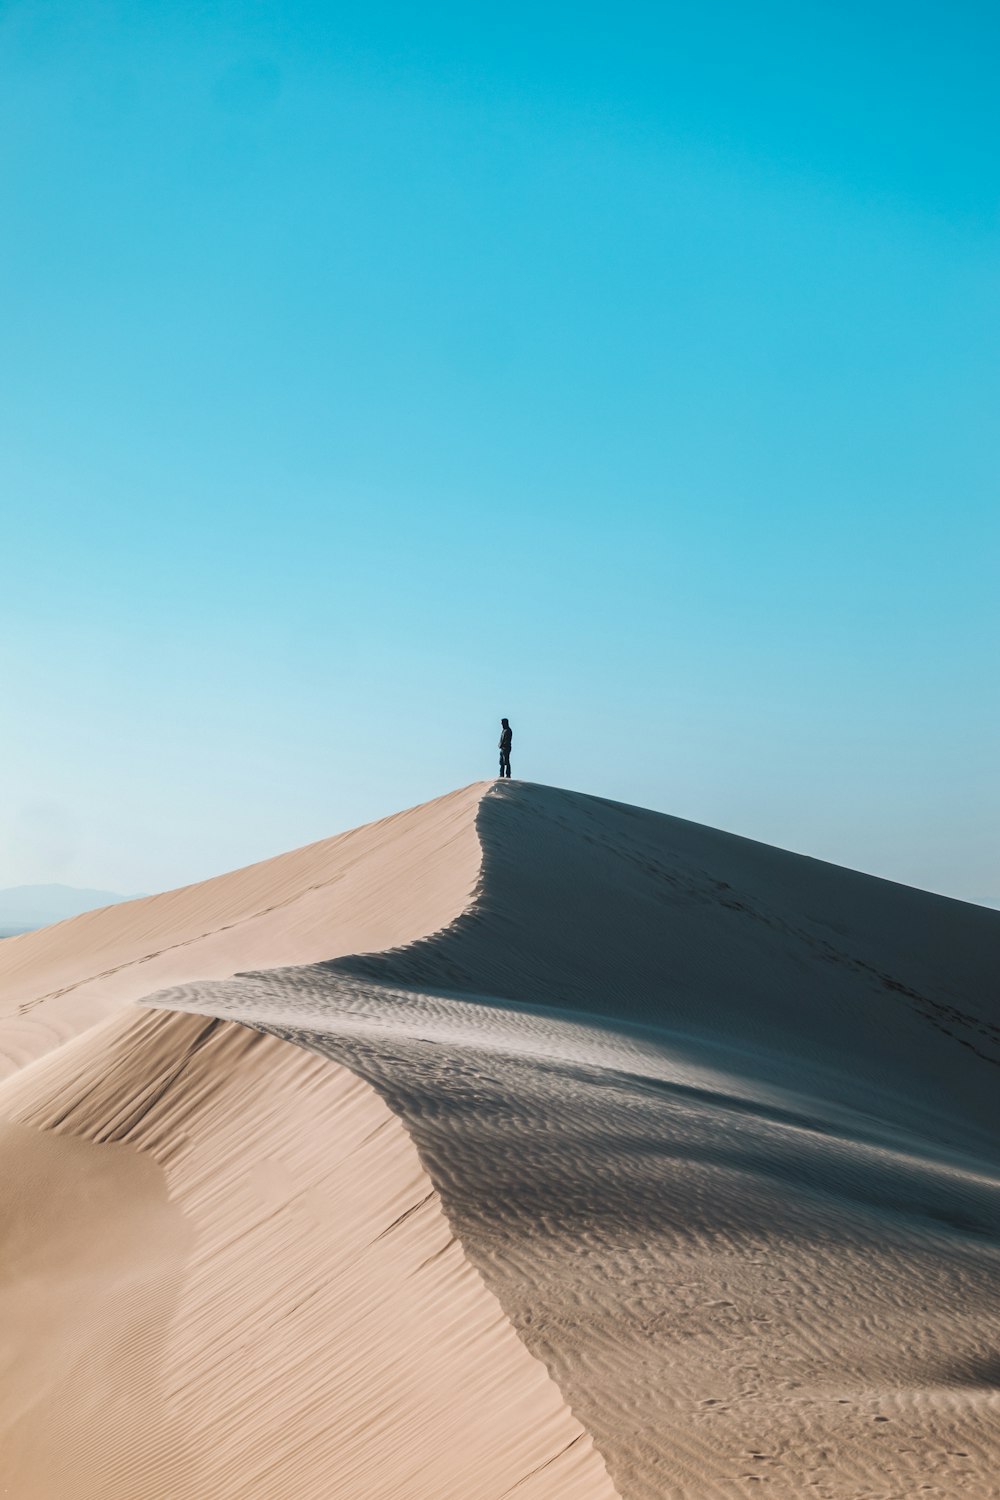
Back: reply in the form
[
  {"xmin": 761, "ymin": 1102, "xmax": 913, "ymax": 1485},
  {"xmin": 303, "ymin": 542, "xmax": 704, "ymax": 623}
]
[{"xmin": 0, "ymin": 781, "xmax": 488, "ymax": 1078}]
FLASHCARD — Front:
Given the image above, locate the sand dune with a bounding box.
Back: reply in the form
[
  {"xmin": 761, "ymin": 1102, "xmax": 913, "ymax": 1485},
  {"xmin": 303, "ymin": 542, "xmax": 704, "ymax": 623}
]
[
  {"xmin": 2, "ymin": 779, "xmax": 998, "ymax": 1497},
  {"xmin": 166, "ymin": 782, "xmax": 1000, "ymax": 1499}
]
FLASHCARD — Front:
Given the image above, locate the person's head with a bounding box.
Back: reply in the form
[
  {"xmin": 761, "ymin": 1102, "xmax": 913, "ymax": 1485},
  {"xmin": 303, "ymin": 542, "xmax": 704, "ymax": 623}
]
[{"xmin": 501, "ymin": 718, "xmax": 509, "ymax": 728}]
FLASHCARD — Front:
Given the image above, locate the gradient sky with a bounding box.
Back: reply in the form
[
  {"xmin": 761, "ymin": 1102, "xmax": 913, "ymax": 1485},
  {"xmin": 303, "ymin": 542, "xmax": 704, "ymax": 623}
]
[{"xmin": 2, "ymin": 1, "xmax": 998, "ymax": 904}]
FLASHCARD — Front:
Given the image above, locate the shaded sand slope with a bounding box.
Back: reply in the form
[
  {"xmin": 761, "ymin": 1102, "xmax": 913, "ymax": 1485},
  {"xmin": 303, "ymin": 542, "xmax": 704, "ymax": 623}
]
[
  {"xmin": 325, "ymin": 781, "xmax": 1000, "ymax": 1151},
  {"xmin": 0, "ymin": 1007, "xmax": 616, "ymax": 1500},
  {"xmin": 0, "ymin": 782, "xmax": 485, "ymax": 1077},
  {"xmin": 162, "ymin": 781, "xmax": 1000, "ymax": 1499}
]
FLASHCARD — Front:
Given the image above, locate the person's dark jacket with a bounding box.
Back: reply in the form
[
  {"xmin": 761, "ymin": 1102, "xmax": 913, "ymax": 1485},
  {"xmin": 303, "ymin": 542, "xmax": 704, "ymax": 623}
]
[{"xmin": 499, "ymin": 725, "xmax": 512, "ymax": 752}]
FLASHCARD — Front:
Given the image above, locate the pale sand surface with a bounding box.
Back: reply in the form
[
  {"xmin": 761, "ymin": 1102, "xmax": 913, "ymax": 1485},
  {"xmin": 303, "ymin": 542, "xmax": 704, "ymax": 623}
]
[
  {"xmin": 2, "ymin": 778, "xmax": 998, "ymax": 1498},
  {"xmin": 163, "ymin": 781, "xmax": 1000, "ymax": 1499},
  {"xmin": 0, "ymin": 1005, "xmax": 615, "ymax": 1499},
  {"xmin": 0, "ymin": 781, "xmax": 484, "ymax": 1077}
]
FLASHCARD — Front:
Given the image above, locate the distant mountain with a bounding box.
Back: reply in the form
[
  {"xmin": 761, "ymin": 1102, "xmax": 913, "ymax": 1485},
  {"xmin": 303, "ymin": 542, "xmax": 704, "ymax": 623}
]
[{"xmin": 0, "ymin": 884, "xmax": 132, "ymax": 937}]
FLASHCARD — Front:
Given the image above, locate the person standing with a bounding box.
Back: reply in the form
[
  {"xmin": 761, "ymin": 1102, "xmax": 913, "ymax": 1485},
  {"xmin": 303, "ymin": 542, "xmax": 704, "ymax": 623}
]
[{"xmin": 498, "ymin": 718, "xmax": 513, "ymax": 779}]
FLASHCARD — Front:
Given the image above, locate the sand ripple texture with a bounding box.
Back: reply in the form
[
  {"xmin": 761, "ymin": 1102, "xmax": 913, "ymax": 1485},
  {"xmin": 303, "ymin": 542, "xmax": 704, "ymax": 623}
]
[
  {"xmin": 159, "ymin": 781, "xmax": 1000, "ymax": 1500},
  {"xmin": 0, "ymin": 1006, "xmax": 616, "ymax": 1500},
  {"xmin": 3, "ymin": 779, "xmax": 999, "ymax": 1498}
]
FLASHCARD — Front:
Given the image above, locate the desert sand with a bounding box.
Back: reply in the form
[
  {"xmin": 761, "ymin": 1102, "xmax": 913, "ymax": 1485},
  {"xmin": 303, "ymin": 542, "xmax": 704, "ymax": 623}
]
[{"xmin": 2, "ymin": 780, "xmax": 998, "ymax": 1498}]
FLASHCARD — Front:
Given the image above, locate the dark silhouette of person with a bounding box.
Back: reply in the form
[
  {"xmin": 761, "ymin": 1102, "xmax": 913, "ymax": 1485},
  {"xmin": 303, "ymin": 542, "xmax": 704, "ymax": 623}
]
[{"xmin": 498, "ymin": 718, "xmax": 513, "ymax": 779}]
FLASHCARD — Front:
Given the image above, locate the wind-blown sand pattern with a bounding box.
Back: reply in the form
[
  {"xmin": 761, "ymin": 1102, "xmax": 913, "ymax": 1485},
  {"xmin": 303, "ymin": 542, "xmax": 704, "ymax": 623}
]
[
  {"xmin": 2, "ymin": 780, "xmax": 998, "ymax": 1497},
  {"xmin": 0, "ymin": 1005, "xmax": 614, "ymax": 1498}
]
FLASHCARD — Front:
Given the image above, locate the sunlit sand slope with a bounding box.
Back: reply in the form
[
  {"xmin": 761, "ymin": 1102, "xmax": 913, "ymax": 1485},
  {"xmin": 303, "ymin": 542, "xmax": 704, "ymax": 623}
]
[
  {"xmin": 0, "ymin": 1006, "xmax": 616, "ymax": 1500},
  {"xmin": 0, "ymin": 782, "xmax": 485, "ymax": 1077},
  {"xmin": 164, "ymin": 780, "xmax": 1000, "ymax": 1500}
]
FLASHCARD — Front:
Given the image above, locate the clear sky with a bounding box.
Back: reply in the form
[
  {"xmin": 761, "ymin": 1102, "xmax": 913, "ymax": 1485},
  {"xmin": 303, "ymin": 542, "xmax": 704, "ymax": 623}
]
[{"xmin": 2, "ymin": 1, "xmax": 997, "ymax": 905}]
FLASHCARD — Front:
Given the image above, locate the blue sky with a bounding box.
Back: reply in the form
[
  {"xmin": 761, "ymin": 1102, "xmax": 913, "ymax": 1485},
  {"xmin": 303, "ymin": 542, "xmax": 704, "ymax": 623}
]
[{"xmin": 2, "ymin": 1, "xmax": 997, "ymax": 903}]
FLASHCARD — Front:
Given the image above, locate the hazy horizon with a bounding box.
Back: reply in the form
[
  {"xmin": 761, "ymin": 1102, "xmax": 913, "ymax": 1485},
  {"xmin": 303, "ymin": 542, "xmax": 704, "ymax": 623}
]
[{"xmin": 3, "ymin": 2, "xmax": 997, "ymax": 905}]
